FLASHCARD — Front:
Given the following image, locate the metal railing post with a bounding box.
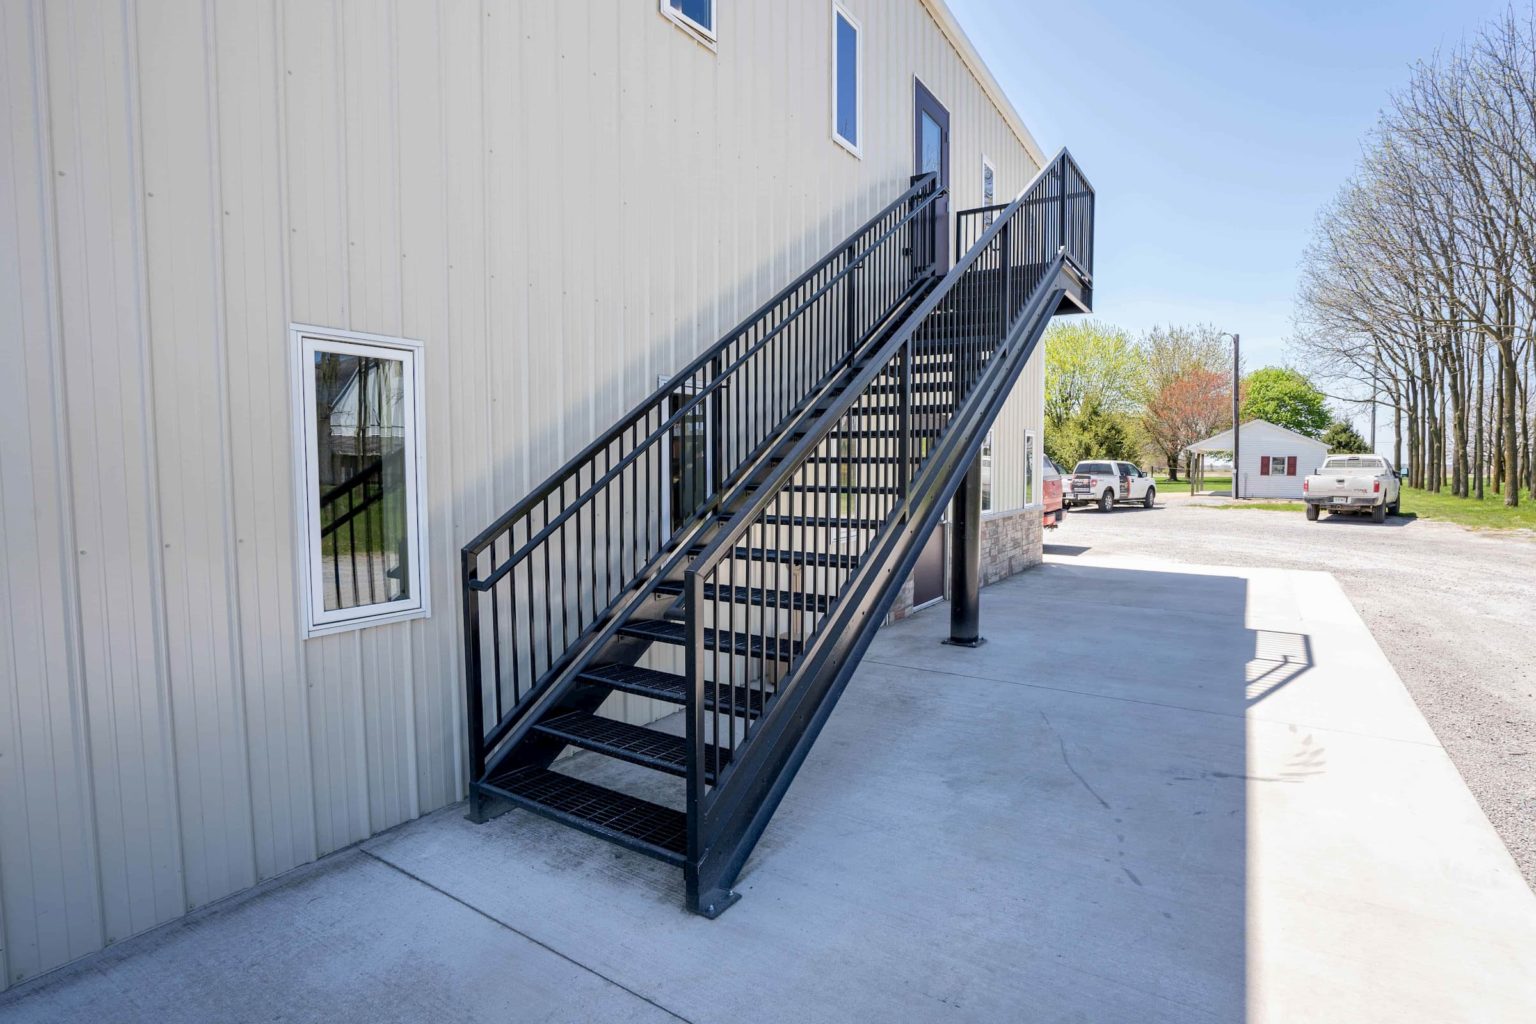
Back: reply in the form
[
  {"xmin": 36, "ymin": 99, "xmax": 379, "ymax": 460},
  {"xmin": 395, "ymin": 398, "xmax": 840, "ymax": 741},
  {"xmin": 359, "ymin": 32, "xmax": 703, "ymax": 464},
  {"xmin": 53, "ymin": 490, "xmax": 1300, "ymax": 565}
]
[
  {"xmin": 1057, "ymin": 160, "xmax": 1068, "ymax": 255},
  {"xmin": 898, "ymin": 337, "xmax": 913, "ymax": 500},
  {"xmin": 462, "ymin": 549, "xmax": 487, "ymax": 794},
  {"xmin": 844, "ymin": 243, "xmax": 859, "ymax": 352}
]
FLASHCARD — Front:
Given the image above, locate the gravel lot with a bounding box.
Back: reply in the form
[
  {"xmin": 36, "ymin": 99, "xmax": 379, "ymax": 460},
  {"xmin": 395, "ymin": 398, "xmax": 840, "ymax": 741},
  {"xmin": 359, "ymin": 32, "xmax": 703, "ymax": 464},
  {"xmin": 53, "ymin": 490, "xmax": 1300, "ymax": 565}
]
[{"xmin": 1048, "ymin": 494, "xmax": 1536, "ymax": 890}]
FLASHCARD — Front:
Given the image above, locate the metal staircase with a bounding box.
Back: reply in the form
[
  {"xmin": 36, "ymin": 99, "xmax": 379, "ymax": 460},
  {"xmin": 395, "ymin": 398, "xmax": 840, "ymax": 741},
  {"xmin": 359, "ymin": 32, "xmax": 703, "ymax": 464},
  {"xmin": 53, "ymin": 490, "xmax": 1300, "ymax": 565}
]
[{"xmin": 461, "ymin": 151, "xmax": 1093, "ymax": 916}]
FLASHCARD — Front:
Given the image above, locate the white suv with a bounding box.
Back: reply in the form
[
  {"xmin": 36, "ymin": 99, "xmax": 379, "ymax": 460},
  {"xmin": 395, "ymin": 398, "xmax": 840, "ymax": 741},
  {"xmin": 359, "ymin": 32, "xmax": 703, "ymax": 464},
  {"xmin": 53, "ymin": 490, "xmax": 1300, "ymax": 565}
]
[{"xmin": 1064, "ymin": 460, "xmax": 1156, "ymax": 512}]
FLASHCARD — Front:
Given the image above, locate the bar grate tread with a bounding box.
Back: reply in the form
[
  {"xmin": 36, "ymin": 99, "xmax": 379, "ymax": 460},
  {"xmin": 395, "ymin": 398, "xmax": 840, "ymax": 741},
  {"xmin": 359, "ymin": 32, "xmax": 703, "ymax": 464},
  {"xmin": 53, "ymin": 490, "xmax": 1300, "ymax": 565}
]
[
  {"xmin": 482, "ymin": 766, "xmax": 686, "ymax": 862},
  {"xmin": 579, "ymin": 663, "xmax": 768, "ymax": 718},
  {"xmin": 618, "ymin": 618, "xmax": 803, "ymax": 660}
]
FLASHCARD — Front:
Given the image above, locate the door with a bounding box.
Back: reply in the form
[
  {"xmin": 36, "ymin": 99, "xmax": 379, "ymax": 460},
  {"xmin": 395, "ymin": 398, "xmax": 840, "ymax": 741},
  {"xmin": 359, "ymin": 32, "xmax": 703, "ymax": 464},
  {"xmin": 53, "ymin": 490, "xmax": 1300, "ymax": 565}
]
[
  {"xmin": 912, "ymin": 523, "xmax": 945, "ymax": 607},
  {"xmin": 914, "ymin": 78, "xmax": 950, "ymax": 272},
  {"xmin": 911, "ymin": 79, "xmax": 950, "ymax": 607}
]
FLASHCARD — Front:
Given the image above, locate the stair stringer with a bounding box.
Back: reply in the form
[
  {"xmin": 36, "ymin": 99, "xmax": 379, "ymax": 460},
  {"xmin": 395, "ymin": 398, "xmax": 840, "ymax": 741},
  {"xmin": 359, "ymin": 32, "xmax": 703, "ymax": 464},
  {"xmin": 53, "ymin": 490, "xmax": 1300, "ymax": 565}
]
[{"xmin": 684, "ymin": 264, "xmax": 1077, "ymax": 915}]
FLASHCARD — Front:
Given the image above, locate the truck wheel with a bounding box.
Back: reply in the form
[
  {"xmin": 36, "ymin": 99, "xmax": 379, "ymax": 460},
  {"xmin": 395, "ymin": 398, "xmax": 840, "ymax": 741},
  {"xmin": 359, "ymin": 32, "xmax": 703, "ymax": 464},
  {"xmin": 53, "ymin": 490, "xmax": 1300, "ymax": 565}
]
[
  {"xmin": 1371, "ymin": 503, "xmax": 1387, "ymax": 524},
  {"xmin": 1099, "ymin": 490, "xmax": 1115, "ymax": 513},
  {"xmin": 1388, "ymin": 500, "xmax": 1400, "ymax": 516},
  {"xmin": 1143, "ymin": 487, "xmax": 1156, "ymax": 509},
  {"xmin": 1306, "ymin": 503, "xmax": 1318, "ymax": 522}
]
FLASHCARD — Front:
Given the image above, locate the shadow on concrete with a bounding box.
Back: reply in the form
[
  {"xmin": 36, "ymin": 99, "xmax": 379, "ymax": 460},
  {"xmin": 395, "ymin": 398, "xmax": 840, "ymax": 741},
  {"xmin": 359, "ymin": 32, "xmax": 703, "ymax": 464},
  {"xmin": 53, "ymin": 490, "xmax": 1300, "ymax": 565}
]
[
  {"xmin": 1043, "ymin": 542, "xmax": 1090, "ymax": 556},
  {"xmin": 1247, "ymin": 629, "xmax": 1315, "ymax": 705}
]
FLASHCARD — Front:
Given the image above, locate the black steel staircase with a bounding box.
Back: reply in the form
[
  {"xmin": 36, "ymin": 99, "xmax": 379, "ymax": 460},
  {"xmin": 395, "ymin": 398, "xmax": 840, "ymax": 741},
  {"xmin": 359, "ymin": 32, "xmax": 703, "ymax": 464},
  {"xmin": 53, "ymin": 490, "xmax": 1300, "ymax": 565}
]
[{"xmin": 461, "ymin": 151, "xmax": 1093, "ymax": 915}]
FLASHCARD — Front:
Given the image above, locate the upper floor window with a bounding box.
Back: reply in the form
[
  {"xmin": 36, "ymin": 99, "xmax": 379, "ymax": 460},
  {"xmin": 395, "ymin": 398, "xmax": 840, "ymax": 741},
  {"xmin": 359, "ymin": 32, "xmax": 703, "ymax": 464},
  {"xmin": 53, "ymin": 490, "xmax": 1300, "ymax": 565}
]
[
  {"xmin": 662, "ymin": 0, "xmax": 715, "ymax": 43},
  {"xmin": 832, "ymin": 4, "xmax": 861, "ymax": 156},
  {"xmin": 292, "ymin": 326, "xmax": 429, "ymax": 637}
]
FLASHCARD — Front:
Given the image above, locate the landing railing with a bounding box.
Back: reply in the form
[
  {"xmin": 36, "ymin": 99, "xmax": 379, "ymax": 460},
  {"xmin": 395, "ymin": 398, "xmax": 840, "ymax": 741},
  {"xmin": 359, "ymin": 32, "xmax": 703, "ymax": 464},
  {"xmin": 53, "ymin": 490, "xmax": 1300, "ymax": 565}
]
[
  {"xmin": 683, "ymin": 149, "xmax": 1093, "ymax": 911},
  {"xmin": 461, "ymin": 173, "xmax": 944, "ymax": 780}
]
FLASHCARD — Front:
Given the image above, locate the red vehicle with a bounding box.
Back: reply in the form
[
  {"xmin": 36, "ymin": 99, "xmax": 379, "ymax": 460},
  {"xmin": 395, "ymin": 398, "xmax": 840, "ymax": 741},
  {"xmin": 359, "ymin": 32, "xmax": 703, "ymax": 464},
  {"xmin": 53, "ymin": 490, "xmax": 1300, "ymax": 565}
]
[{"xmin": 1042, "ymin": 456, "xmax": 1064, "ymax": 528}]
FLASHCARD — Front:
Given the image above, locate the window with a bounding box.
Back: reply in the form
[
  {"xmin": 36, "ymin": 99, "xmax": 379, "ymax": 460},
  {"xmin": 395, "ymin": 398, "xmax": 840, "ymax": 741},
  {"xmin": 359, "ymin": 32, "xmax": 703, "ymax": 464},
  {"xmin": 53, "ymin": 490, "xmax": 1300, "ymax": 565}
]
[
  {"xmin": 1267, "ymin": 456, "xmax": 1288, "ymax": 476},
  {"xmin": 832, "ymin": 4, "xmax": 861, "ymax": 155},
  {"xmin": 293, "ymin": 326, "xmax": 428, "ymax": 637},
  {"xmin": 661, "ymin": 0, "xmax": 715, "ymax": 42},
  {"xmin": 981, "ymin": 432, "xmax": 994, "ymax": 513},
  {"xmin": 1024, "ymin": 431, "xmax": 1036, "ymax": 505},
  {"xmin": 982, "ymin": 157, "xmax": 996, "ymax": 224},
  {"xmin": 660, "ymin": 375, "xmax": 713, "ymax": 532}
]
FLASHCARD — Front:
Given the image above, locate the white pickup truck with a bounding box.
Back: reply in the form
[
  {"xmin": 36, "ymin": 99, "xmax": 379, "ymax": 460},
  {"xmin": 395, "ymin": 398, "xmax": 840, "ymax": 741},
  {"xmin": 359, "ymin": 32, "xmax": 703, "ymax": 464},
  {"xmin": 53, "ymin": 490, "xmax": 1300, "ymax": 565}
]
[
  {"xmin": 1302, "ymin": 454, "xmax": 1401, "ymax": 523},
  {"xmin": 1063, "ymin": 460, "xmax": 1156, "ymax": 512}
]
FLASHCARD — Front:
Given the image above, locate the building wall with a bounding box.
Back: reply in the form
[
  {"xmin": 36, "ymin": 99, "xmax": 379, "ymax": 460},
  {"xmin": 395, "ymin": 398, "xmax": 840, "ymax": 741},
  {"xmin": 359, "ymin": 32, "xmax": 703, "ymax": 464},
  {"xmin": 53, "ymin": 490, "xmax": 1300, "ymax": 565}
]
[
  {"xmin": 1227, "ymin": 429, "xmax": 1329, "ymax": 500},
  {"xmin": 0, "ymin": 0, "xmax": 1048, "ymax": 986}
]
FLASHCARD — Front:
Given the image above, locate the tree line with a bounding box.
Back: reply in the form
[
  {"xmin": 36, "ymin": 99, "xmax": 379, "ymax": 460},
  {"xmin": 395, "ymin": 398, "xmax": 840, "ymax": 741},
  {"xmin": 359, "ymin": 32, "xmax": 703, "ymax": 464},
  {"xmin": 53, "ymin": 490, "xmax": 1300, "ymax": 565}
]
[
  {"xmin": 1295, "ymin": 7, "xmax": 1536, "ymax": 506},
  {"xmin": 1044, "ymin": 321, "xmax": 1355, "ymax": 477}
]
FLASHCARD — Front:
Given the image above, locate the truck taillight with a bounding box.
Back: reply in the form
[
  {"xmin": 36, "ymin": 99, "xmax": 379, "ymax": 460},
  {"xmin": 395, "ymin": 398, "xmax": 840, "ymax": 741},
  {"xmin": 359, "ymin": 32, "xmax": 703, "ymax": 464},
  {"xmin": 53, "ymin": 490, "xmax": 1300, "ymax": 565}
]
[
  {"xmin": 1303, "ymin": 478, "xmax": 1309, "ymax": 493},
  {"xmin": 1373, "ymin": 480, "xmax": 1380, "ymax": 493}
]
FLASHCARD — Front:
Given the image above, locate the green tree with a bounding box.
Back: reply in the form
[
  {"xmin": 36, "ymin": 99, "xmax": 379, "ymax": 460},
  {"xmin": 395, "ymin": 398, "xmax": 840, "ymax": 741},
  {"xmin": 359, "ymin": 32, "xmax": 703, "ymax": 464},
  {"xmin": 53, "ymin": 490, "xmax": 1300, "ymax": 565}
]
[
  {"xmin": 1241, "ymin": 367, "xmax": 1330, "ymax": 438},
  {"xmin": 1044, "ymin": 320, "xmax": 1142, "ymax": 427},
  {"xmin": 1321, "ymin": 418, "xmax": 1370, "ymax": 454}
]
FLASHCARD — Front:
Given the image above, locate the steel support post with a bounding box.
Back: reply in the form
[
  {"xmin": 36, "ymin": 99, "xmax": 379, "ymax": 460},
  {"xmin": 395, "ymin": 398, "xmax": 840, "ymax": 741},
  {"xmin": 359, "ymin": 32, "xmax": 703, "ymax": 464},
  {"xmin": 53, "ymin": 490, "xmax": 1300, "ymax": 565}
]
[{"xmin": 943, "ymin": 455, "xmax": 984, "ymax": 647}]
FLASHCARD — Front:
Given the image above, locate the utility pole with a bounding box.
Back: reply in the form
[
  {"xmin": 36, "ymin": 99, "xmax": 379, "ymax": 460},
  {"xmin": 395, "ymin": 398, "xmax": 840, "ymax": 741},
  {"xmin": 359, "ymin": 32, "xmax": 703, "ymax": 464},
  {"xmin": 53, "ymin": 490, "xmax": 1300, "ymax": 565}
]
[
  {"xmin": 1370, "ymin": 340, "xmax": 1379, "ymax": 452},
  {"xmin": 1230, "ymin": 333, "xmax": 1241, "ymax": 499}
]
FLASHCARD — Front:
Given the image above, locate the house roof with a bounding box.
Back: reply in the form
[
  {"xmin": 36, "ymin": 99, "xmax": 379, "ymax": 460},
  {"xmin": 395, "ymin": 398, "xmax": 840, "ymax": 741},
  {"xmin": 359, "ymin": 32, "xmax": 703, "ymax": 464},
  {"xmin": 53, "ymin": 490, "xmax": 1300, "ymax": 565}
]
[
  {"xmin": 918, "ymin": 1, "xmax": 1047, "ymax": 166},
  {"xmin": 1188, "ymin": 419, "xmax": 1330, "ymax": 453}
]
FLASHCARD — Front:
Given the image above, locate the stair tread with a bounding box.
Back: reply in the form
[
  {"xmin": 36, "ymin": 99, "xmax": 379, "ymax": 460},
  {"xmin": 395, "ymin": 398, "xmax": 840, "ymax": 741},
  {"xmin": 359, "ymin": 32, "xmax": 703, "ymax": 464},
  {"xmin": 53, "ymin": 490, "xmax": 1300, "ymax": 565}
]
[
  {"xmin": 535, "ymin": 709, "xmax": 729, "ymax": 780},
  {"xmin": 654, "ymin": 580, "xmax": 832, "ymax": 614},
  {"xmin": 481, "ymin": 766, "xmax": 686, "ymax": 863},
  {"xmin": 722, "ymin": 513, "xmax": 886, "ymax": 529},
  {"xmin": 618, "ymin": 618, "xmax": 802, "ymax": 660},
  {"xmin": 726, "ymin": 547, "xmax": 860, "ymax": 569},
  {"xmin": 579, "ymin": 663, "xmax": 769, "ymax": 718}
]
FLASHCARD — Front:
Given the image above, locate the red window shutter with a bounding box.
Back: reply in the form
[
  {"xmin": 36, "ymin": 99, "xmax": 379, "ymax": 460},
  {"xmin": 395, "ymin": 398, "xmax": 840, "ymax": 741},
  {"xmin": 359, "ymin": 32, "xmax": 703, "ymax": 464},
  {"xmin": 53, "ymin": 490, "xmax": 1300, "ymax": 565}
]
[
  {"xmin": 1286, "ymin": 456, "xmax": 1297, "ymax": 476},
  {"xmin": 1260, "ymin": 457, "xmax": 1270, "ymax": 476}
]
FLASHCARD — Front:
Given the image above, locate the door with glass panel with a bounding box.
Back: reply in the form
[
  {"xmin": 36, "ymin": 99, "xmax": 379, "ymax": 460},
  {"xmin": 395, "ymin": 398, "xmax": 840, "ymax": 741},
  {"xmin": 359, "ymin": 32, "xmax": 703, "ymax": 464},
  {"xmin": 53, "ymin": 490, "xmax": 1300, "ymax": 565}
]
[{"xmin": 914, "ymin": 78, "xmax": 951, "ymax": 272}]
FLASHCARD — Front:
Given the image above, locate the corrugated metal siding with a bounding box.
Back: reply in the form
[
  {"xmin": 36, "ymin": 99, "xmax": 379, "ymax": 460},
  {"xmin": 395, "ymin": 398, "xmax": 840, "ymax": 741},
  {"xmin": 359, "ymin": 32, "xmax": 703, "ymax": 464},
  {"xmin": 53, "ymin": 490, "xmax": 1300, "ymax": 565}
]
[{"xmin": 0, "ymin": 0, "xmax": 1047, "ymax": 986}]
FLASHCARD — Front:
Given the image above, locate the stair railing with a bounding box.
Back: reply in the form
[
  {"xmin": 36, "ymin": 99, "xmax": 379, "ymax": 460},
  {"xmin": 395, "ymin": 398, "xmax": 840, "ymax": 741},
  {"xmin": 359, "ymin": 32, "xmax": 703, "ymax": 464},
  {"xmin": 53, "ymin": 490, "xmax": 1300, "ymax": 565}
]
[
  {"xmin": 683, "ymin": 149, "xmax": 1093, "ymax": 913},
  {"xmin": 462, "ymin": 173, "xmax": 944, "ymax": 782}
]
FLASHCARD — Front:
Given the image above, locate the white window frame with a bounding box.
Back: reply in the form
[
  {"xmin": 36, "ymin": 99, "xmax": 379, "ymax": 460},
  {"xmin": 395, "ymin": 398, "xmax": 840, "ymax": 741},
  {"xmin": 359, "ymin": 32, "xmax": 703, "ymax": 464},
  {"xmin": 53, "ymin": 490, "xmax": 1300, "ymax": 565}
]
[
  {"xmin": 1269, "ymin": 455, "xmax": 1288, "ymax": 476},
  {"xmin": 291, "ymin": 324, "xmax": 429, "ymax": 638},
  {"xmin": 980, "ymin": 431, "xmax": 995, "ymax": 514},
  {"xmin": 831, "ymin": 1, "xmax": 863, "ymax": 158},
  {"xmin": 660, "ymin": 0, "xmax": 717, "ymax": 47}
]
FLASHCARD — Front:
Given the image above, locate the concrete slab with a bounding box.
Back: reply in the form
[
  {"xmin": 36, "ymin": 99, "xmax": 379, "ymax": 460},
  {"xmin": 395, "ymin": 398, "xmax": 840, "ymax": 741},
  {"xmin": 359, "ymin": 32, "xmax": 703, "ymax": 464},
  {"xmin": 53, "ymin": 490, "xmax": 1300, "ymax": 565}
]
[
  {"xmin": 3, "ymin": 556, "xmax": 1533, "ymax": 1022},
  {"xmin": 0, "ymin": 850, "xmax": 679, "ymax": 1024}
]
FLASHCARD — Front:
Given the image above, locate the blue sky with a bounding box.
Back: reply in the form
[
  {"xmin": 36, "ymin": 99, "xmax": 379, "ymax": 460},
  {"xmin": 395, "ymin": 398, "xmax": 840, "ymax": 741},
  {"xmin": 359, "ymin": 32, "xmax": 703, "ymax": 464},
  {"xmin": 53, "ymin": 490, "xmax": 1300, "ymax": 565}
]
[{"xmin": 948, "ymin": 0, "xmax": 1513, "ymax": 379}]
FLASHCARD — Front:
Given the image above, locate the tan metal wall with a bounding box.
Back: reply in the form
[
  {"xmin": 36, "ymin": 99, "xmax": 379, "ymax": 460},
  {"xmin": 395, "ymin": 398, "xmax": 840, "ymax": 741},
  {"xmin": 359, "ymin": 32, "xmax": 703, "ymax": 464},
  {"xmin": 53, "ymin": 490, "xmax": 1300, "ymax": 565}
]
[{"xmin": 0, "ymin": 0, "xmax": 1046, "ymax": 985}]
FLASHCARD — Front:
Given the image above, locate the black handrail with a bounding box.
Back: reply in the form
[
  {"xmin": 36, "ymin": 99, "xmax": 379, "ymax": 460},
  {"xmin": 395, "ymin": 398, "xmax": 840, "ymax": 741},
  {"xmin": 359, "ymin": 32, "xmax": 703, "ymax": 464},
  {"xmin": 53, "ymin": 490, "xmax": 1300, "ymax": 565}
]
[
  {"xmin": 682, "ymin": 149, "xmax": 1093, "ymax": 909},
  {"xmin": 461, "ymin": 173, "xmax": 944, "ymax": 780}
]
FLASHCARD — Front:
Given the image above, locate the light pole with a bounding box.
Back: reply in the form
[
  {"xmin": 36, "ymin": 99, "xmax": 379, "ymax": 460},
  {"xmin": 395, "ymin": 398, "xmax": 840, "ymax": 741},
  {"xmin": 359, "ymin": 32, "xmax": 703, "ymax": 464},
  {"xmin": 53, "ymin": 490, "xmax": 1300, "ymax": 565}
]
[{"xmin": 1217, "ymin": 332, "xmax": 1241, "ymax": 499}]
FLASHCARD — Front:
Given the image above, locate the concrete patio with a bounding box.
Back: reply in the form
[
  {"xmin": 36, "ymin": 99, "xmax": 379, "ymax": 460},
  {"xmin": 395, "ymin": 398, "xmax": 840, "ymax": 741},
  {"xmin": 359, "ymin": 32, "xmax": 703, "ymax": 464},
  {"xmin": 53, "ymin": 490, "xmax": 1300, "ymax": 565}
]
[{"xmin": 3, "ymin": 554, "xmax": 1533, "ymax": 1023}]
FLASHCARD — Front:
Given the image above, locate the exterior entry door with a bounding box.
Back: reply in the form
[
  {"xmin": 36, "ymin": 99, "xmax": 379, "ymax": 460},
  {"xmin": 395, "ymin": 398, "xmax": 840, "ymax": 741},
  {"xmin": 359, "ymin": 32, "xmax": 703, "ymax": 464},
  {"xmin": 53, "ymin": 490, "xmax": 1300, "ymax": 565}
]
[
  {"xmin": 914, "ymin": 78, "xmax": 951, "ymax": 272},
  {"xmin": 911, "ymin": 78, "xmax": 950, "ymax": 609}
]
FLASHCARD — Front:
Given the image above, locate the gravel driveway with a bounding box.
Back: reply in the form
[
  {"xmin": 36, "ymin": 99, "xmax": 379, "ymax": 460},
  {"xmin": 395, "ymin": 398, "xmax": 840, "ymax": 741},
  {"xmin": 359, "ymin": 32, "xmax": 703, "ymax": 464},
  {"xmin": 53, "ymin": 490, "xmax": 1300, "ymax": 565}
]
[{"xmin": 1047, "ymin": 494, "xmax": 1536, "ymax": 890}]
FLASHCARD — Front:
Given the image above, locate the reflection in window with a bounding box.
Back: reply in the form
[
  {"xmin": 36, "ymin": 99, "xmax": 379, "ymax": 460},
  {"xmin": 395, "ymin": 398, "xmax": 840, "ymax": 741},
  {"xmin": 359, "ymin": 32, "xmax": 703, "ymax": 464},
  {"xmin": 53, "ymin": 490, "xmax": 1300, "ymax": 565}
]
[
  {"xmin": 665, "ymin": 0, "xmax": 714, "ymax": 37},
  {"xmin": 314, "ymin": 352, "xmax": 409, "ymax": 610},
  {"xmin": 296, "ymin": 330, "xmax": 426, "ymax": 636},
  {"xmin": 833, "ymin": 6, "xmax": 860, "ymax": 151}
]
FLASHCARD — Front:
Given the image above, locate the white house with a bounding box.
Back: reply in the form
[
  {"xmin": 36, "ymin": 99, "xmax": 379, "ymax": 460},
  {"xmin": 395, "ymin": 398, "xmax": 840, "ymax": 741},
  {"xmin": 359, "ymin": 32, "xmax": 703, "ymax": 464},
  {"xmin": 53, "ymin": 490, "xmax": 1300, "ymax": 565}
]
[
  {"xmin": 1190, "ymin": 420, "xmax": 1331, "ymax": 499},
  {"xmin": 0, "ymin": 0, "xmax": 1087, "ymax": 976}
]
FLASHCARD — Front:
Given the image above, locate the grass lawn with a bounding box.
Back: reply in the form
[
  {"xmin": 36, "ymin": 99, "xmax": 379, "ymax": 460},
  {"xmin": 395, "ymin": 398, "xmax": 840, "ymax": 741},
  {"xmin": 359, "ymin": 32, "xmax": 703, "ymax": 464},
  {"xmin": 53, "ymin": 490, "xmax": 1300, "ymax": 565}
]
[
  {"xmin": 1195, "ymin": 485, "xmax": 1536, "ymax": 532},
  {"xmin": 1396, "ymin": 486, "xmax": 1536, "ymax": 531},
  {"xmin": 1156, "ymin": 474, "xmax": 1230, "ymax": 494}
]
